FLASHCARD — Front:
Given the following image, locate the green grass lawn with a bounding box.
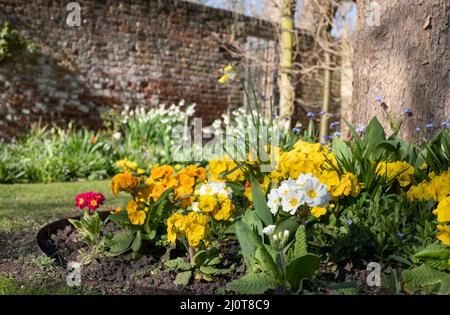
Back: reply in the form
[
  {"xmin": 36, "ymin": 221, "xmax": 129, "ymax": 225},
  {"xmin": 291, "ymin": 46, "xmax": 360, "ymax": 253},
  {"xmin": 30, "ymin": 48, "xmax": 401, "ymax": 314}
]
[
  {"xmin": 0, "ymin": 180, "xmax": 127, "ymax": 229},
  {"xmin": 0, "ymin": 180, "xmax": 129, "ymax": 295}
]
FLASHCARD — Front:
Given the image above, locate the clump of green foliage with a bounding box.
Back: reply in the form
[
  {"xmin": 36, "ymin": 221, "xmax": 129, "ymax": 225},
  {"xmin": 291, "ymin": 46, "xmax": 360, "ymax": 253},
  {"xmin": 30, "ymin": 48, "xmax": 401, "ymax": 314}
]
[{"xmin": 0, "ymin": 23, "xmax": 35, "ymax": 62}]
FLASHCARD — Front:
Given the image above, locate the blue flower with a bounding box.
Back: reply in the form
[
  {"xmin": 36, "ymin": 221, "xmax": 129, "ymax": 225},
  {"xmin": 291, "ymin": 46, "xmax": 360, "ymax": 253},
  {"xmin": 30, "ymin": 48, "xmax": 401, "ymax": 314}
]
[
  {"xmin": 415, "ymin": 127, "xmax": 421, "ymax": 133},
  {"xmin": 356, "ymin": 125, "xmax": 366, "ymax": 134},
  {"xmin": 442, "ymin": 121, "xmax": 449, "ymax": 129},
  {"xmin": 307, "ymin": 112, "xmax": 315, "ymax": 119},
  {"xmin": 375, "ymin": 96, "xmax": 383, "ymax": 103},
  {"xmin": 292, "ymin": 127, "xmax": 300, "ymax": 134},
  {"xmin": 426, "ymin": 123, "xmax": 434, "ymax": 129},
  {"xmin": 330, "ymin": 121, "xmax": 340, "ymax": 129},
  {"xmin": 333, "ymin": 131, "xmax": 341, "ymax": 137},
  {"xmin": 321, "ymin": 140, "xmax": 327, "ymax": 145},
  {"xmin": 319, "ymin": 110, "xmax": 326, "ymax": 116},
  {"xmin": 396, "ymin": 232, "xmax": 404, "ymax": 239},
  {"xmin": 403, "ymin": 107, "xmax": 413, "ymax": 117},
  {"xmin": 346, "ymin": 219, "xmax": 353, "ymax": 226}
]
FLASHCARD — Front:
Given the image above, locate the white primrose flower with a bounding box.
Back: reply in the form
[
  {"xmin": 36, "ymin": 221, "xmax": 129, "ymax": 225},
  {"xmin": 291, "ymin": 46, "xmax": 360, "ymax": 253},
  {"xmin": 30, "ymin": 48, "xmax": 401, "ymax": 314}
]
[
  {"xmin": 267, "ymin": 188, "xmax": 282, "ymax": 215},
  {"xmin": 198, "ymin": 181, "xmax": 232, "ymax": 198},
  {"xmin": 296, "ymin": 173, "xmax": 315, "ymax": 189},
  {"xmin": 281, "ymin": 189, "xmax": 304, "ymax": 215},
  {"xmin": 262, "ymin": 225, "xmax": 276, "ymax": 236},
  {"xmin": 302, "ymin": 176, "xmax": 331, "ymax": 207},
  {"xmin": 278, "ymin": 178, "xmax": 298, "ymax": 197}
]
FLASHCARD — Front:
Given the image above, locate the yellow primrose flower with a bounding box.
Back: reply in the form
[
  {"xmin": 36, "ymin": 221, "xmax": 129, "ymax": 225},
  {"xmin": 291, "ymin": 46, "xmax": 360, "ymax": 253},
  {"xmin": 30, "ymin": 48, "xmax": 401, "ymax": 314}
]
[
  {"xmin": 150, "ymin": 182, "xmax": 168, "ymax": 201},
  {"xmin": 128, "ymin": 210, "xmax": 146, "ymax": 225},
  {"xmin": 115, "ymin": 158, "xmax": 138, "ymax": 171},
  {"xmin": 198, "ymin": 195, "xmax": 217, "ymax": 213},
  {"xmin": 213, "ymin": 199, "xmax": 235, "ymax": 221},
  {"xmin": 137, "ymin": 168, "xmax": 145, "ymax": 175},
  {"xmin": 151, "ymin": 165, "xmax": 174, "ymax": 180},
  {"xmin": 376, "ymin": 161, "xmax": 415, "ymax": 187},
  {"xmin": 111, "ymin": 172, "xmax": 138, "ymax": 197},
  {"xmin": 407, "ymin": 168, "xmax": 450, "ymax": 202},
  {"xmin": 436, "ymin": 225, "xmax": 450, "ymax": 246},
  {"xmin": 167, "ymin": 212, "xmax": 187, "ymax": 243},
  {"xmin": 433, "ymin": 196, "xmax": 450, "ymax": 223},
  {"xmin": 167, "ymin": 212, "xmax": 209, "ymax": 247},
  {"xmin": 311, "ymin": 206, "xmax": 327, "ymax": 218},
  {"xmin": 125, "ymin": 199, "xmax": 137, "ymax": 213}
]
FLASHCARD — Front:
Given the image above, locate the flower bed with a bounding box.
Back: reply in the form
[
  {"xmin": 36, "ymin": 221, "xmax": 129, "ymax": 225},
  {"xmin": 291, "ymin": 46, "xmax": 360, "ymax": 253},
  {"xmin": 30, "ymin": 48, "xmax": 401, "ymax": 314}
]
[{"xmin": 38, "ymin": 112, "xmax": 450, "ymax": 294}]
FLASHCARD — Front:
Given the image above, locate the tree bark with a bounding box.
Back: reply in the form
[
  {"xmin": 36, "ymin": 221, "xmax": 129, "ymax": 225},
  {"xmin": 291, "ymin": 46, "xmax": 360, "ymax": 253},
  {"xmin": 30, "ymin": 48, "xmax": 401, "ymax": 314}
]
[
  {"xmin": 278, "ymin": 0, "xmax": 296, "ymax": 123},
  {"xmin": 319, "ymin": 1, "xmax": 334, "ymax": 139},
  {"xmin": 352, "ymin": 0, "xmax": 450, "ymax": 140}
]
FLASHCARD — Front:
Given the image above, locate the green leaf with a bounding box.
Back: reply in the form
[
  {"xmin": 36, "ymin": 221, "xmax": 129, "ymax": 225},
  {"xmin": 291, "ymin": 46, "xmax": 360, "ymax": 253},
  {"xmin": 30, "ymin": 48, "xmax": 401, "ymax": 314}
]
[
  {"xmin": 285, "ymin": 253, "xmax": 320, "ymax": 291},
  {"xmin": 193, "ymin": 248, "xmax": 220, "ymax": 267},
  {"xmin": 242, "ymin": 209, "xmax": 263, "ymax": 235},
  {"xmin": 107, "ymin": 211, "xmax": 129, "ymax": 226},
  {"xmin": 68, "ymin": 218, "xmax": 83, "ymax": 230},
  {"xmin": 363, "ymin": 117, "xmax": 386, "ymax": 158},
  {"xmin": 174, "ymin": 271, "xmax": 192, "ymax": 286},
  {"xmin": 199, "ymin": 265, "xmax": 234, "ymax": 275},
  {"xmin": 401, "ymin": 264, "xmax": 450, "ymax": 294},
  {"xmin": 249, "ymin": 176, "xmax": 273, "ymax": 226},
  {"xmin": 327, "ymin": 282, "xmax": 360, "ymax": 295},
  {"xmin": 273, "ymin": 217, "xmax": 299, "ymax": 241},
  {"xmin": 413, "ymin": 244, "xmax": 450, "ymax": 261},
  {"xmin": 227, "ymin": 273, "xmax": 278, "ymax": 294},
  {"xmin": 332, "ymin": 136, "xmax": 352, "ymax": 162},
  {"xmin": 131, "ymin": 231, "xmax": 142, "ymax": 252},
  {"xmin": 146, "ymin": 187, "xmax": 174, "ymax": 230},
  {"xmin": 292, "ymin": 225, "xmax": 307, "ymax": 258},
  {"xmin": 235, "ymin": 221, "xmax": 282, "ymax": 282},
  {"xmin": 235, "ymin": 220, "xmax": 257, "ymax": 271},
  {"xmin": 438, "ymin": 277, "xmax": 450, "ymax": 295},
  {"xmin": 108, "ymin": 230, "xmax": 135, "ymax": 256},
  {"xmin": 164, "ymin": 257, "xmax": 191, "ymax": 271}
]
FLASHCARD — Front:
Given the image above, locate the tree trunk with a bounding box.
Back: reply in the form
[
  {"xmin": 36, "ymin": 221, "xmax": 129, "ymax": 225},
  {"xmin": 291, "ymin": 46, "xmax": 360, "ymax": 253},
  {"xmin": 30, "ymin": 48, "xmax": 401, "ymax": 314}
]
[
  {"xmin": 319, "ymin": 1, "xmax": 334, "ymax": 140},
  {"xmin": 278, "ymin": 0, "xmax": 296, "ymax": 123},
  {"xmin": 352, "ymin": 0, "xmax": 450, "ymax": 140},
  {"xmin": 339, "ymin": 3, "xmax": 355, "ymax": 139}
]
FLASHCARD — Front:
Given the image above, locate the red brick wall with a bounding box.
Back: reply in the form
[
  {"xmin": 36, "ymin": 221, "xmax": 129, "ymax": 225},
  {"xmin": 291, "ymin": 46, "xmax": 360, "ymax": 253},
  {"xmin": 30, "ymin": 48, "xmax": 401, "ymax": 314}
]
[{"xmin": 0, "ymin": 0, "xmax": 274, "ymax": 139}]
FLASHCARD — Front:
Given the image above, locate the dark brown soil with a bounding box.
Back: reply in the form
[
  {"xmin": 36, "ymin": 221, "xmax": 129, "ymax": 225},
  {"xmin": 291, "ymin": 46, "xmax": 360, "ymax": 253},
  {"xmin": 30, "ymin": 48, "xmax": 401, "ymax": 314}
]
[
  {"xmin": 47, "ymin": 223, "xmax": 245, "ymax": 294},
  {"xmin": 1, "ymin": 218, "xmax": 395, "ymax": 295}
]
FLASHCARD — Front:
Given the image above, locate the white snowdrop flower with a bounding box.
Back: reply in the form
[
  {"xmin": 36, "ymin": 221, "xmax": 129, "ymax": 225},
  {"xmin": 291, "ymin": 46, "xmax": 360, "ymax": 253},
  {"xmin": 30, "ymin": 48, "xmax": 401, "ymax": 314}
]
[
  {"xmin": 282, "ymin": 230, "xmax": 290, "ymax": 240},
  {"xmin": 263, "ymin": 225, "xmax": 276, "ymax": 236},
  {"xmin": 112, "ymin": 132, "xmax": 122, "ymax": 140},
  {"xmin": 267, "ymin": 188, "xmax": 282, "ymax": 215}
]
